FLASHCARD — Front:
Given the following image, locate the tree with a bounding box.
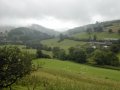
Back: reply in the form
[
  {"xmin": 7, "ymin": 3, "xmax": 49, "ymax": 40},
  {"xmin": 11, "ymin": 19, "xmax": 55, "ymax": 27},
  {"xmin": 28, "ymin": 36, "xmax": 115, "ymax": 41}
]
[
  {"xmin": 69, "ymin": 47, "xmax": 87, "ymax": 63},
  {"xmin": 108, "ymin": 29, "xmax": 113, "ymax": 33},
  {"xmin": 93, "ymin": 34, "xmax": 97, "ymax": 41},
  {"xmin": 58, "ymin": 34, "xmax": 67, "ymax": 42},
  {"xmin": 52, "ymin": 47, "xmax": 60, "ymax": 58},
  {"xmin": 36, "ymin": 49, "xmax": 43, "ymax": 58},
  {"xmin": 52, "ymin": 47, "xmax": 67, "ymax": 60},
  {"xmin": 109, "ymin": 44, "xmax": 120, "ymax": 53},
  {"xmin": 85, "ymin": 46, "xmax": 94, "ymax": 54},
  {"xmin": 0, "ymin": 46, "xmax": 32, "ymax": 89},
  {"xmin": 36, "ymin": 49, "xmax": 50, "ymax": 58},
  {"xmin": 93, "ymin": 50, "xmax": 119, "ymax": 66}
]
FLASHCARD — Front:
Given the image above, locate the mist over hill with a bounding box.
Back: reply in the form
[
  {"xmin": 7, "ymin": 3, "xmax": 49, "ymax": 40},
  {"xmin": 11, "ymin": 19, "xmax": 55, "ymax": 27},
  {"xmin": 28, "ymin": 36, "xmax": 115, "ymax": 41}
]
[
  {"xmin": 7, "ymin": 27, "xmax": 53, "ymax": 43},
  {"xmin": 0, "ymin": 26, "xmax": 15, "ymax": 33},
  {"xmin": 28, "ymin": 24, "xmax": 59, "ymax": 36},
  {"xmin": 65, "ymin": 19, "xmax": 120, "ymax": 35}
]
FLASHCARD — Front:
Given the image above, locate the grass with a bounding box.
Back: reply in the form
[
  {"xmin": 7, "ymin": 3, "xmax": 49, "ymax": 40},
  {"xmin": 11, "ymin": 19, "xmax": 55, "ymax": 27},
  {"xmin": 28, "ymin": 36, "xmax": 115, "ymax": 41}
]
[
  {"xmin": 73, "ymin": 32, "xmax": 120, "ymax": 40},
  {"xmin": 33, "ymin": 59, "xmax": 120, "ymax": 81},
  {"xmin": 41, "ymin": 38, "xmax": 86, "ymax": 51},
  {"xmin": 23, "ymin": 68, "xmax": 120, "ymax": 90},
  {"xmin": 6, "ymin": 58, "xmax": 120, "ymax": 90}
]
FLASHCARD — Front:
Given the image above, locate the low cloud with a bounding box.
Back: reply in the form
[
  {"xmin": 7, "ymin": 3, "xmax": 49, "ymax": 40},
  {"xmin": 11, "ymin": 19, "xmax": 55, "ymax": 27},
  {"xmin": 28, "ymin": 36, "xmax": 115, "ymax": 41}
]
[{"xmin": 0, "ymin": 0, "xmax": 120, "ymax": 31}]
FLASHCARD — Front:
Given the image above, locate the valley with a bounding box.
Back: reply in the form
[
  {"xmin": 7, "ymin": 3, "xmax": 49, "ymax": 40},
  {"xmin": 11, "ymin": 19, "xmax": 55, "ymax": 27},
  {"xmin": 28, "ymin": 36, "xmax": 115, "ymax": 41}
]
[{"xmin": 1, "ymin": 20, "xmax": 120, "ymax": 90}]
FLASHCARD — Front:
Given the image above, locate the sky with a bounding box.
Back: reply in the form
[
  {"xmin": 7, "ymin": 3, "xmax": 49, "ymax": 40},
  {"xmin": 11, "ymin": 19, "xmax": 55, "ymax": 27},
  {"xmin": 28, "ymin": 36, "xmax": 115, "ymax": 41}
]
[{"xmin": 0, "ymin": 0, "xmax": 120, "ymax": 31}]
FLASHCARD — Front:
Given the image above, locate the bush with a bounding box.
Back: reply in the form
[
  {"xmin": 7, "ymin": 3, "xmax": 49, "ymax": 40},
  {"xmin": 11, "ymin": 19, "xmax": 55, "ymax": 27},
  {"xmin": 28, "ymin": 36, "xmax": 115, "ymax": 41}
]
[
  {"xmin": 92, "ymin": 50, "xmax": 120, "ymax": 66},
  {"xmin": 52, "ymin": 47, "xmax": 67, "ymax": 60},
  {"xmin": 0, "ymin": 46, "xmax": 32, "ymax": 89},
  {"xmin": 108, "ymin": 29, "xmax": 113, "ymax": 33},
  {"xmin": 36, "ymin": 49, "xmax": 51, "ymax": 58},
  {"xmin": 69, "ymin": 47, "xmax": 87, "ymax": 63},
  {"xmin": 109, "ymin": 44, "xmax": 120, "ymax": 53}
]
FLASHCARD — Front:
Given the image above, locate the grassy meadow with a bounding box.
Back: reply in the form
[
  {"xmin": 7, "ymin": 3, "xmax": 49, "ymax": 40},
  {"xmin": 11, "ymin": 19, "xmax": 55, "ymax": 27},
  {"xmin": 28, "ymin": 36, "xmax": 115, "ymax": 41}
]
[
  {"xmin": 41, "ymin": 38, "xmax": 86, "ymax": 51},
  {"xmin": 72, "ymin": 32, "xmax": 120, "ymax": 40},
  {"xmin": 5, "ymin": 58, "xmax": 120, "ymax": 90},
  {"xmin": 33, "ymin": 59, "xmax": 120, "ymax": 81}
]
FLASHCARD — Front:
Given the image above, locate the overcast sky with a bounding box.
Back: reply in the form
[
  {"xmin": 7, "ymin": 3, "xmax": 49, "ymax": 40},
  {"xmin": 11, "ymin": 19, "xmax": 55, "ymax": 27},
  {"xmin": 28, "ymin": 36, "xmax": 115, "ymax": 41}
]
[{"xmin": 0, "ymin": 0, "xmax": 120, "ymax": 31}]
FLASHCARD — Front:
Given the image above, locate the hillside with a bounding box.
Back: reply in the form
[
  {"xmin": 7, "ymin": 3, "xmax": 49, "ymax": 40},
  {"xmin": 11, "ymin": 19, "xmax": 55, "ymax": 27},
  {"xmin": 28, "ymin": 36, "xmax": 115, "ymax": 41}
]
[
  {"xmin": 33, "ymin": 59, "xmax": 120, "ymax": 81},
  {"xmin": 66, "ymin": 20, "xmax": 120, "ymax": 39},
  {"xmin": 41, "ymin": 38, "xmax": 86, "ymax": 51},
  {"xmin": 8, "ymin": 27, "xmax": 52, "ymax": 42},
  {"xmin": 29, "ymin": 24, "xmax": 59, "ymax": 36},
  {"xmin": 72, "ymin": 32, "xmax": 120, "ymax": 40},
  {"xmin": 12, "ymin": 58, "xmax": 119, "ymax": 90}
]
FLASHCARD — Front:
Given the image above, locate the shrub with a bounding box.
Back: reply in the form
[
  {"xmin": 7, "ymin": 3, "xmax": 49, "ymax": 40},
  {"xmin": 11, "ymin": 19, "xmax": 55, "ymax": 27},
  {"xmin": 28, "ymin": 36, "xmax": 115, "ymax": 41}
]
[
  {"xmin": 36, "ymin": 49, "xmax": 51, "ymax": 58},
  {"xmin": 92, "ymin": 50, "xmax": 120, "ymax": 66},
  {"xmin": 0, "ymin": 46, "xmax": 32, "ymax": 89},
  {"xmin": 52, "ymin": 47, "xmax": 67, "ymax": 60},
  {"xmin": 109, "ymin": 44, "xmax": 120, "ymax": 53},
  {"xmin": 69, "ymin": 47, "xmax": 87, "ymax": 63}
]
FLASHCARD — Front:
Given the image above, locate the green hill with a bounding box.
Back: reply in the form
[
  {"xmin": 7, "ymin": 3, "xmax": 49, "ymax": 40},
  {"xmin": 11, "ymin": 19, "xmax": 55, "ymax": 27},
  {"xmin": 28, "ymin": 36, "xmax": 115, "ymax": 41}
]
[
  {"xmin": 65, "ymin": 20, "xmax": 120, "ymax": 40},
  {"xmin": 41, "ymin": 38, "xmax": 86, "ymax": 51},
  {"xmin": 33, "ymin": 59, "xmax": 120, "ymax": 81},
  {"xmin": 11, "ymin": 58, "xmax": 120, "ymax": 90},
  {"xmin": 72, "ymin": 32, "xmax": 120, "ymax": 40},
  {"xmin": 29, "ymin": 24, "xmax": 59, "ymax": 36},
  {"xmin": 8, "ymin": 27, "xmax": 52, "ymax": 42},
  {"xmin": 66, "ymin": 20, "xmax": 120, "ymax": 35}
]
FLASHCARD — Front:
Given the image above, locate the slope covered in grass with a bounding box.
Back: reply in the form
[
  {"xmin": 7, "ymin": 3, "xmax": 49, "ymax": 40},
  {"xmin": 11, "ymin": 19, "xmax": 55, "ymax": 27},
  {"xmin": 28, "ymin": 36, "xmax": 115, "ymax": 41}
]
[
  {"xmin": 33, "ymin": 59, "xmax": 120, "ymax": 81},
  {"xmin": 4, "ymin": 58, "xmax": 120, "ymax": 90},
  {"xmin": 41, "ymin": 38, "xmax": 86, "ymax": 51},
  {"xmin": 72, "ymin": 32, "xmax": 120, "ymax": 40}
]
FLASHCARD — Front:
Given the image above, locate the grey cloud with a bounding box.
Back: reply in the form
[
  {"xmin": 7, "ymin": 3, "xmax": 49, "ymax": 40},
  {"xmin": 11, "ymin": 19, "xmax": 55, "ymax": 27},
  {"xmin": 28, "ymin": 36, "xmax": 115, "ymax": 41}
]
[{"xmin": 0, "ymin": 0, "xmax": 120, "ymax": 29}]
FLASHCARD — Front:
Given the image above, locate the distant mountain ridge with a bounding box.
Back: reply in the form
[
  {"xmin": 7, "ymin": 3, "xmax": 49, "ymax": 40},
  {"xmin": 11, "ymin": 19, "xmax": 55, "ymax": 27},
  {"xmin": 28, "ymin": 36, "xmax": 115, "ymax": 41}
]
[
  {"xmin": 28, "ymin": 24, "xmax": 59, "ymax": 36},
  {"xmin": 0, "ymin": 24, "xmax": 60, "ymax": 36},
  {"xmin": 66, "ymin": 19, "xmax": 120, "ymax": 35},
  {"xmin": 8, "ymin": 27, "xmax": 53, "ymax": 42}
]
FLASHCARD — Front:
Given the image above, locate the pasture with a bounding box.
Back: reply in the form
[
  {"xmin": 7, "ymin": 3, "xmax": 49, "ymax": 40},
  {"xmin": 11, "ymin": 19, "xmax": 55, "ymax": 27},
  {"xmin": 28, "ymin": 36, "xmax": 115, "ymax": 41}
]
[
  {"xmin": 5, "ymin": 58, "xmax": 120, "ymax": 90},
  {"xmin": 41, "ymin": 38, "xmax": 86, "ymax": 51},
  {"xmin": 72, "ymin": 32, "xmax": 120, "ymax": 40}
]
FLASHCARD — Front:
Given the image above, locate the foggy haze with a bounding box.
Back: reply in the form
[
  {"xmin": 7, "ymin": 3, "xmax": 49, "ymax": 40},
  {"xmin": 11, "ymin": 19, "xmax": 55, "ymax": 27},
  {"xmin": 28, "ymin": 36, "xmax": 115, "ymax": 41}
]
[{"xmin": 0, "ymin": 0, "xmax": 120, "ymax": 31}]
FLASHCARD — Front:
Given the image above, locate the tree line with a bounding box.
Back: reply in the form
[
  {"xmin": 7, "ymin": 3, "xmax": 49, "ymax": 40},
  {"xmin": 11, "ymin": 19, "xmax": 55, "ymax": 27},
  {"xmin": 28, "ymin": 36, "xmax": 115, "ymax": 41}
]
[{"xmin": 36, "ymin": 41, "xmax": 120, "ymax": 67}]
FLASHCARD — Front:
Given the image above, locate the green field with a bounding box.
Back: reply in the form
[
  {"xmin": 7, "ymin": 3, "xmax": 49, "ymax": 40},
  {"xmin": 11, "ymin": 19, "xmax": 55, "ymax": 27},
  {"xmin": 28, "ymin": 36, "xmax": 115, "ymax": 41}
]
[
  {"xmin": 72, "ymin": 32, "xmax": 120, "ymax": 40},
  {"xmin": 33, "ymin": 59, "xmax": 120, "ymax": 81},
  {"xmin": 41, "ymin": 38, "xmax": 86, "ymax": 51},
  {"xmin": 8, "ymin": 58, "xmax": 120, "ymax": 90}
]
